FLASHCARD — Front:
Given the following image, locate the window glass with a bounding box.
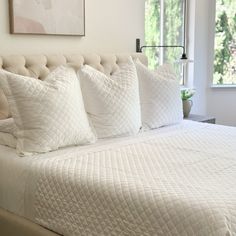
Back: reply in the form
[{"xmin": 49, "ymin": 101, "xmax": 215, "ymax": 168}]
[
  {"xmin": 145, "ymin": 0, "xmax": 185, "ymax": 83},
  {"xmin": 214, "ymin": 0, "xmax": 236, "ymax": 85}
]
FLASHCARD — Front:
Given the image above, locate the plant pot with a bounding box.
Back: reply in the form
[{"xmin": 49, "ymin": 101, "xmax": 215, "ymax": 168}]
[{"xmin": 182, "ymin": 99, "xmax": 193, "ymax": 118}]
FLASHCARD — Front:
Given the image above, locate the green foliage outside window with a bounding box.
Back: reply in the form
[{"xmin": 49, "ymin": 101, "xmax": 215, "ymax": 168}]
[
  {"xmin": 164, "ymin": 0, "xmax": 183, "ymax": 63},
  {"xmin": 214, "ymin": 0, "xmax": 236, "ymax": 85},
  {"xmin": 145, "ymin": 0, "xmax": 184, "ymax": 82},
  {"xmin": 145, "ymin": 0, "xmax": 160, "ymax": 69}
]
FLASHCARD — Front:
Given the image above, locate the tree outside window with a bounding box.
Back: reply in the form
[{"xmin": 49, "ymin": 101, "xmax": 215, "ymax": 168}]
[
  {"xmin": 214, "ymin": 0, "xmax": 236, "ymax": 85},
  {"xmin": 145, "ymin": 0, "xmax": 185, "ymax": 83}
]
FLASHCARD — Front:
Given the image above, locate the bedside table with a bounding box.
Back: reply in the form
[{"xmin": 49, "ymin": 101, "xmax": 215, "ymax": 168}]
[{"xmin": 184, "ymin": 114, "xmax": 216, "ymax": 124}]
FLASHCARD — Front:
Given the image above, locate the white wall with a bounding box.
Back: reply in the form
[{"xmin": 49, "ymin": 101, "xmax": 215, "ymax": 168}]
[
  {"xmin": 207, "ymin": 88, "xmax": 236, "ymax": 126},
  {"xmin": 206, "ymin": 0, "xmax": 236, "ymax": 126},
  {"xmin": 190, "ymin": 0, "xmax": 236, "ymax": 126},
  {"xmin": 189, "ymin": 0, "xmax": 209, "ymax": 116},
  {"xmin": 0, "ymin": 0, "xmax": 145, "ymax": 55}
]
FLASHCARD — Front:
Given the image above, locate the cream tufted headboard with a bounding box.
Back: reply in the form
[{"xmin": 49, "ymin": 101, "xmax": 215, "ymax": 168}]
[
  {"xmin": 0, "ymin": 53, "xmax": 148, "ymax": 80},
  {"xmin": 0, "ymin": 53, "xmax": 148, "ymax": 119}
]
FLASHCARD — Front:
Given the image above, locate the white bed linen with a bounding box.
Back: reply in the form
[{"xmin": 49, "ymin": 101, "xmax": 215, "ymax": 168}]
[
  {"xmin": 1, "ymin": 120, "xmax": 236, "ymax": 236},
  {"xmin": 1, "ymin": 124, "xmax": 180, "ymax": 216}
]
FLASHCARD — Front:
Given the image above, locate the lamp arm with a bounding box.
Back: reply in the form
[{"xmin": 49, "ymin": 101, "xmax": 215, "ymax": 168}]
[
  {"xmin": 136, "ymin": 38, "xmax": 187, "ymax": 60},
  {"xmin": 140, "ymin": 45, "xmax": 184, "ymax": 52}
]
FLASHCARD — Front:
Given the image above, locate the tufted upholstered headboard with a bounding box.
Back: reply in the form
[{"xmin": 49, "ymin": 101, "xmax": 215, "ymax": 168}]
[
  {"xmin": 0, "ymin": 53, "xmax": 148, "ymax": 80},
  {"xmin": 0, "ymin": 53, "xmax": 148, "ymax": 119}
]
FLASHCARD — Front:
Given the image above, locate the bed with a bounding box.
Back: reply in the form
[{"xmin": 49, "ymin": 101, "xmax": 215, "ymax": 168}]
[{"xmin": 1, "ymin": 53, "xmax": 236, "ymax": 236}]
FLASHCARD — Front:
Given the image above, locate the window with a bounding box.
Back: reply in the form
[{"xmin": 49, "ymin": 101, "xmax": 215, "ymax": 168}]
[
  {"xmin": 145, "ymin": 0, "xmax": 185, "ymax": 83},
  {"xmin": 213, "ymin": 0, "xmax": 236, "ymax": 85}
]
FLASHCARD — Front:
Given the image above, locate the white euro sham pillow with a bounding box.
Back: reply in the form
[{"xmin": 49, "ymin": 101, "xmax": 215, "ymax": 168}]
[
  {"xmin": 135, "ymin": 60, "xmax": 183, "ymax": 130},
  {"xmin": 0, "ymin": 66, "xmax": 96, "ymax": 156},
  {"xmin": 0, "ymin": 132, "xmax": 16, "ymax": 148},
  {"xmin": 78, "ymin": 57, "xmax": 142, "ymax": 138},
  {"xmin": 0, "ymin": 89, "xmax": 10, "ymax": 119},
  {"xmin": 0, "ymin": 118, "xmax": 16, "ymax": 134},
  {"xmin": 0, "ymin": 118, "xmax": 17, "ymax": 148}
]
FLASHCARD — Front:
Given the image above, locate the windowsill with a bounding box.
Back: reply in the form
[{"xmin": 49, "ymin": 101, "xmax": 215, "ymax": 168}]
[
  {"xmin": 211, "ymin": 85, "xmax": 236, "ymax": 88},
  {"xmin": 180, "ymin": 85, "xmax": 196, "ymax": 90}
]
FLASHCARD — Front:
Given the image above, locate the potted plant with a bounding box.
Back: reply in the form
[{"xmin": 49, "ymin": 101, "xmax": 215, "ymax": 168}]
[{"xmin": 181, "ymin": 88, "xmax": 195, "ymax": 117}]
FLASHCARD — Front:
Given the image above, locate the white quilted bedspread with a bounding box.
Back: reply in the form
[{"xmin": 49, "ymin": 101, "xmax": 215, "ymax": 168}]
[{"xmin": 24, "ymin": 121, "xmax": 236, "ymax": 236}]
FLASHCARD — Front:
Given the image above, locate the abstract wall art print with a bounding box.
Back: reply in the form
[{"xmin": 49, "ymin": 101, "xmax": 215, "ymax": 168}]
[{"xmin": 9, "ymin": 0, "xmax": 85, "ymax": 36}]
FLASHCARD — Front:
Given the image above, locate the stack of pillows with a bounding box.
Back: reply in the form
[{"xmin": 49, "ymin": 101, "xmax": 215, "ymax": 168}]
[{"xmin": 0, "ymin": 57, "xmax": 183, "ymax": 156}]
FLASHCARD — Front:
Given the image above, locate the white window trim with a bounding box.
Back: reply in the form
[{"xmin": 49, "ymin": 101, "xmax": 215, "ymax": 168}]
[{"xmin": 211, "ymin": 85, "xmax": 236, "ymax": 89}]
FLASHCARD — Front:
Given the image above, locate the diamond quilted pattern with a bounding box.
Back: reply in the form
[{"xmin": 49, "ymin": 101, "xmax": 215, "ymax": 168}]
[
  {"xmin": 0, "ymin": 118, "xmax": 16, "ymax": 134},
  {"xmin": 29, "ymin": 122, "xmax": 236, "ymax": 236},
  {"xmin": 78, "ymin": 57, "xmax": 141, "ymax": 138},
  {"xmin": 135, "ymin": 60, "xmax": 183, "ymax": 130},
  {"xmin": 0, "ymin": 66, "xmax": 96, "ymax": 155}
]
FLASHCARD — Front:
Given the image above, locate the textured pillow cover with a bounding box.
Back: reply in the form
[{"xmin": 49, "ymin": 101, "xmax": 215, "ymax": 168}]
[
  {"xmin": 0, "ymin": 118, "xmax": 16, "ymax": 134},
  {"xmin": 0, "ymin": 118, "xmax": 17, "ymax": 148},
  {"xmin": 0, "ymin": 89, "xmax": 10, "ymax": 119},
  {"xmin": 0, "ymin": 132, "xmax": 16, "ymax": 148},
  {"xmin": 78, "ymin": 58, "xmax": 142, "ymax": 138},
  {"xmin": 135, "ymin": 60, "xmax": 183, "ymax": 130},
  {"xmin": 0, "ymin": 66, "xmax": 96, "ymax": 156}
]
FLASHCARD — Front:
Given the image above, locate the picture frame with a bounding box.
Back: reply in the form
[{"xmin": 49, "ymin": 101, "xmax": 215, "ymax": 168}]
[{"xmin": 9, "ymin": 0, "xmax": 85, "ymax": 36}]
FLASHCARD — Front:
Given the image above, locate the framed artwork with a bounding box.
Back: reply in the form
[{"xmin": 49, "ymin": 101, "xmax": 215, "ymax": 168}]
[{"xmin": 9, "ymin": 0, "xmax": 85, "ymax": 36}]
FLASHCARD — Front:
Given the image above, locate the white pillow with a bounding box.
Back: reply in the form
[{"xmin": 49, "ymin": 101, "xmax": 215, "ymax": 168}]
[
  {"xmin": 0, "ymin": 132, "xmax": 16, "ymax": 148},
  {"xmin": 135, "ymin": 60, "xmax": 183, "ymax": 130},
  {"xmin": 0, "ymin": 118, "xmax": 17, "ymax": 148},
  {"xmin": 78, "ymin": 58, "xmax": 141, "ymax": 138},
  {"xmin": 0, "ymin": 118, "xmax": 16, "ymax": 134},
  {"xmin": 0, "ymin": 89, "xmax": 10, "ymax": 119},
  {"xmin": 0, "ymin": 66, "xmax": 96, "ymax": 156}
]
